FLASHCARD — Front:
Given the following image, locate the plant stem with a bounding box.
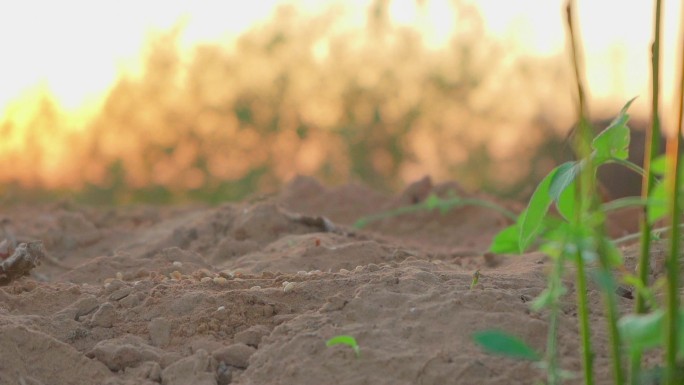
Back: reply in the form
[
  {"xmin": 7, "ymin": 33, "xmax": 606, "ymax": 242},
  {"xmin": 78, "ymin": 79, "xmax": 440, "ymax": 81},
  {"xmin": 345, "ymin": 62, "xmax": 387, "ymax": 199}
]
[
  {"xmin": 565, "ymin": 2, "xmax": 595, "ymax": 383},
  {"xmin": 632, "ymin": 0, "xmax": 662, "ymax": 382},
  {"xmin": 603, "ymin": 158, "xmax": 647, "ymax": 178},
  {"xmin": 664, "ymin": 11, "xmax": 684, "ymax": 384},
  {"xmin": 545, "ymin": 253, "xmax": 565, "ymax": 385},
  {"xmin": 574, "ymin": 247, "xmax": 594, "ymax": 384}
]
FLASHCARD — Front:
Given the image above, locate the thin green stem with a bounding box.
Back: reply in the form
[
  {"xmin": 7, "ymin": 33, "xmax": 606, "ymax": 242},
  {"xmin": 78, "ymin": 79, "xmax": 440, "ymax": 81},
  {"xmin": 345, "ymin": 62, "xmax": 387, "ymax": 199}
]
[
  {"xmin": 565, "ymin": 2, "xmax": 596, "ymax": 383},
  {"xmin": 545, "ymin": 250, "xmax": 566, "ymax": 385},
  {"xmin": 632, "ymin": 0, "xmax": 662, "ymax": 382},
  {"xmin": 603, "ymin": 158, "xmax": 647, "ymax": 178},
  {"xmin": 574, "ymin": 247, "xmax": 594, "ymax": 384},
  {"xmin": 664, "ymin": 10, "xmax": 684, "ymax": 383}
]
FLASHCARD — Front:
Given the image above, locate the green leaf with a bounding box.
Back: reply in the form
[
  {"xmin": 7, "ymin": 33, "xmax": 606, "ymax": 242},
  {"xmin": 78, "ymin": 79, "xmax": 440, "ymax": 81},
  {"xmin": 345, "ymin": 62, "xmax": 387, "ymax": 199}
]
[
  {"xmin": 619, "ymin": 309, "xmax": 684, "ymax": 358},
  {"xmin": 647, "ymin": 180, "xmax": 667, "ymax": 224},
  {"xmin": 326, "ymin": 335, "xmax": 360, "ymax": 358},
  {"xmin": 424, "ymin": 194, "xmax": 441, "ymax": 211},
  {"xmin": 489, "ymin": 224, "xmax": 521, "ymax": 254},
  {"xmin": 549, "ymin": 161, "xmax": 581, "ymax": 201},
  {"xmin": 519, "ymin": 168, "xmax": 559, "ymax": 252},
  {"xmin": 473, "ymin": 330, "xmax": 541, "ymax": 361},
  {"xmin": 650, "ymin": 155, "xmax": 667, "ymax": 175},
  {"xmin": 556, "ymin": 180, "xmax": 576, "ymax": 222},
  {"xmin": 591, "ymin": 97, "xmax": 635, "ymax": 163},
  {"xmin": 619, "ymin": 310, "xmax": 664, "ymax": 357}
]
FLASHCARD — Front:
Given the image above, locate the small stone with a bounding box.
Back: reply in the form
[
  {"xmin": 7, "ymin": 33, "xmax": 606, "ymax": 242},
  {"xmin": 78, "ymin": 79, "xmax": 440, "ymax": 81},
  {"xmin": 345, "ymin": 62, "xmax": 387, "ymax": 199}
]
[
  {"xmin": 149, "ymin": 317, "xmax": 171, "ymax": 347},
  {"xmin": 172, "ymin": 261, "xmax": 183, "ymax": 267},
  {"xmin": 234, "ymin": 325, "xmax": 270, "ymax": 348},
  {"xmin": 212, "ymin": 343, "xmax": 256, "ymax": 369},
  {"xmin": 91, "ymin": 303, "xmax": 117, "ymax": 328},
  {"xmin": 213, "ymin": 277, "xmax": 228, "ymax": 285},
  {"xmin": 170, "ymin": 271, "xmax": 182, "ymax": 280},
  {"xmin": 161, "ymin": 349, "xmax": 216, "ymax": 385},
  {"xmin": 109, "ymin": 287, "xmax": 133, "ymax": 301}
]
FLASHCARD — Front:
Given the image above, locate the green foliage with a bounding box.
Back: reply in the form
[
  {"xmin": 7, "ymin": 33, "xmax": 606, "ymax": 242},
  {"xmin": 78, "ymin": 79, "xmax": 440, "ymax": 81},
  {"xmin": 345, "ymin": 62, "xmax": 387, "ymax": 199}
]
[{"xmin": 489, "ymin": 99, "xmax": 640, "ymax": 255}]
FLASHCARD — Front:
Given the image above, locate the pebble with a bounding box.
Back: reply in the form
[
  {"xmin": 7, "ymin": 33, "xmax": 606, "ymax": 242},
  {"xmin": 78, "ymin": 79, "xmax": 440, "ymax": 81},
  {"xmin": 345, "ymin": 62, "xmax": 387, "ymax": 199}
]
[
  {"xmin": 161, "ymin": 349, "xmax": 215, "ymax": 385},
  {"xmin": 212, "ymin": 343, "xmax": 256, "ymax": 369},
  {"xmin": 149, "ymin": 317, "xmax": 171, "ymax": 347},
  {"xmin": 172, "ymin": 261, "xmax": 183, "ymax": 267},
  {"xmin": 234, "ymin": 325, "xmax": 270, "ymax": 348},
  {"xmin": 91, "ymin": 303, "xmax": 116, "ymax": 328},
  {"xmin": 170, "ymin": 271, "xmax": 182, "ymax": 280},
  {"xmin": 213, "ymin": 277, "xmax": 228, "ymax": 285}
]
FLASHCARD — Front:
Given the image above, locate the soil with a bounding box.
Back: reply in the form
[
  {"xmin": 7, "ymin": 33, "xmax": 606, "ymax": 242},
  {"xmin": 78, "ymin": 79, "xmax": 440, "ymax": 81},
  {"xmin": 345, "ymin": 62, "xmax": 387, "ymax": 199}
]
[{"xmin": 0, "ymin": 176, "xmax": 656, "ymax": 384}]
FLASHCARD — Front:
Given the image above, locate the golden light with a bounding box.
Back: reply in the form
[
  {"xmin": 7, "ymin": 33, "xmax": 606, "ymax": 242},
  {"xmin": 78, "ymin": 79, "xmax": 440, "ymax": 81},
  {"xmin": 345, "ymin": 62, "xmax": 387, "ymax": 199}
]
[{"xmin": 0, "ymin": 0, "xmax": 681, "ymax": 198}]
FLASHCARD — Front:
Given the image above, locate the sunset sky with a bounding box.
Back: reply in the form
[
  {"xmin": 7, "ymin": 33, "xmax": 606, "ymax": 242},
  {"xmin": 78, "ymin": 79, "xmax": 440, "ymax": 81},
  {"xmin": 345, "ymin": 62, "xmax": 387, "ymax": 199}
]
[{"xmin": 0, "ymin": 0, "xmax": 680, "ymax": 119}]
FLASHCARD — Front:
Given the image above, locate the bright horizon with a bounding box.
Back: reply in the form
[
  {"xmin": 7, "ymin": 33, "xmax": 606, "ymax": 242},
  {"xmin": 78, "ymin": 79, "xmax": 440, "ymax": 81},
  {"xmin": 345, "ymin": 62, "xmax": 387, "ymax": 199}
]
[{"xmin": 1, "ymin": 0, "xmax": 681, "ymax": 122}]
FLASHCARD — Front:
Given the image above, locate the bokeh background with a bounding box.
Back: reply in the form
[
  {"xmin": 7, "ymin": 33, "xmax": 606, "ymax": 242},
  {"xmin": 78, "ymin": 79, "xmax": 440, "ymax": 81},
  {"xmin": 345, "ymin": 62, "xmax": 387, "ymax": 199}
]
[{"xmin": 0, "ymin": 0, "xmax": 681, "ymax": 204}]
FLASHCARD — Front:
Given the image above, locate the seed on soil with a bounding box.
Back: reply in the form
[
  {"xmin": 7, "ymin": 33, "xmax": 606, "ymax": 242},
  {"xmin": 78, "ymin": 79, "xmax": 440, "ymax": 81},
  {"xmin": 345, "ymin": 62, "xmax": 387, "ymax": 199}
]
[
  {"xmin": 213, "ymin": 277, "xmax": 228, "ymax": 285},
  {"xmin": 250, "ymin": 285, "xmax": 261, "ymax": 290},
  {"xmin": 354, "ymin": 265, "xmax": 363, "ymax": 272},
  {"xmin": 170, "ymin": 271, "xmax": 182, "ymax": 280},
  {"xmin": 200, "ymin": 277, "xmax": 212, "ymax": 283},
  {"xmin": 172, "ymin": 261, "xmax": 182, "ymax": 267},
  {"xmin": 115, "ymin": 272, "xmax": 123, "ymax": 280},
  {"xmin": 283, "ymin": 282, "xmax": 296, "ymax": 293},
  {"xmin": 338, "ymin": 268, "xmax": 350, "ymax": 275},
  {"xmin": 219, "ymin": 270, "xmax": 235, "ymax": 279}
]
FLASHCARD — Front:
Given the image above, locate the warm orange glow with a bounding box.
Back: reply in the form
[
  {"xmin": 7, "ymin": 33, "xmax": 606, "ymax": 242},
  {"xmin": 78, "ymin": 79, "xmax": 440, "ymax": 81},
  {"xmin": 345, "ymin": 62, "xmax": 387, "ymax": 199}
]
[{"xmin": 0, "ymin": 0, "xmax": 681, "ymax": 200}]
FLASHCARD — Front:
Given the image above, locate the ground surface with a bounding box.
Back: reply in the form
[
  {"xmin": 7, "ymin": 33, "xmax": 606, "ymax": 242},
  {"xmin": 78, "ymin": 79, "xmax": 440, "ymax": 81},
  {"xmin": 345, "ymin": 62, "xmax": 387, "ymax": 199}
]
[{"xmin": 0, "ymin": 176, "xmax": 654, "ymax": 384}]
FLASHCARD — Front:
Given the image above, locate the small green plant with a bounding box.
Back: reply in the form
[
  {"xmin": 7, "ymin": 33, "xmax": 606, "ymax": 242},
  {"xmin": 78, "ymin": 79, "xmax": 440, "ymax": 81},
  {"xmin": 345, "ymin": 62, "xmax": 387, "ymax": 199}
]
[
  {"xmin": 326, "ymin": 335, "xmax": 361, "ymax": 358},
  {"xmin": 353, "ymin": 191, "xmax": 517, "ymax": 229}
]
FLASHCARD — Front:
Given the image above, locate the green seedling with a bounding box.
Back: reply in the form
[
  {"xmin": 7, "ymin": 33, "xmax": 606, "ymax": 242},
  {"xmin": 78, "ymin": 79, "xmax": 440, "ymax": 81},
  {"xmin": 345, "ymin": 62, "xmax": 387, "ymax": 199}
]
[
  {"xmin": 353, "ymin": 192, "xmax": 516, "ymax": 229},
  {"xmin": 326, "ymin": 335, "xmax": 361, "ymax": 358},
  {"xmin": 470, "ymin": 270, "xmax": 480, "ymax": 290}
]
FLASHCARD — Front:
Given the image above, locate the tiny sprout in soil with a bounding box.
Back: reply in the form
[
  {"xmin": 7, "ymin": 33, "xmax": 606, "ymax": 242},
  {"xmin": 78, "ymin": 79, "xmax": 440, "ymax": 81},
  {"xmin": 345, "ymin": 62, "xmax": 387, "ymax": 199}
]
[{"xmin": 326, "ymin": 335, "xmax": 361, "ymax": 358}]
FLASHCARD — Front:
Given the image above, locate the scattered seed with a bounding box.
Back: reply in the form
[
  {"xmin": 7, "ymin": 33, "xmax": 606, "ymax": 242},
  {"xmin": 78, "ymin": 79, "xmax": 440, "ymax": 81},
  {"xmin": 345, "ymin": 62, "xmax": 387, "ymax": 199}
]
[
  {"xmin": 217, "ymin": 306, "xmax": 226, "ymax": 311},
  {"xmin": 339, "ymin": 269, "xmax": 350, "ymax": 275},
  {"xmin": 170, "ymin": 271, "xmax": 182, "ymax": 280},
  {"xmin": 219, "ymin": 270, "xmax": 235, "ymax": 279},
  {"xmin": 283, "ymin": 282, "xmax": 296, "ymax": 293},
  {"xmin": 213, "ymin": 277, "xmax": 228, "ymax": 285},
  {"xmin": 116, "ymin": 272, "xmax": 123, "ymax": 280},
  {"xmin": 172, "ymin": 261, "xmax": 183, "ymax": 267},
  {"xmin": 354, "ymin": 265, "xmax": 363, "ymax": 272},
  {"xmin": 250, "ymin": 285, "xmax": 262, "ymax": 290},
  {"xmin": 200, "ymin": 277, "xmax": 212, "ymax": 283}
]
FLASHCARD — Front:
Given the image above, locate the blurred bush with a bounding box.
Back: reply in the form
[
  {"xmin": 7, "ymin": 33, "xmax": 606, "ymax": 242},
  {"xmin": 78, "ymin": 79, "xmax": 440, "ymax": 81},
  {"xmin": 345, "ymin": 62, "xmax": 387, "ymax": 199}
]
[{"xmin": 0, "ymin": 1, "xmax": 576, "ymax": 204}]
